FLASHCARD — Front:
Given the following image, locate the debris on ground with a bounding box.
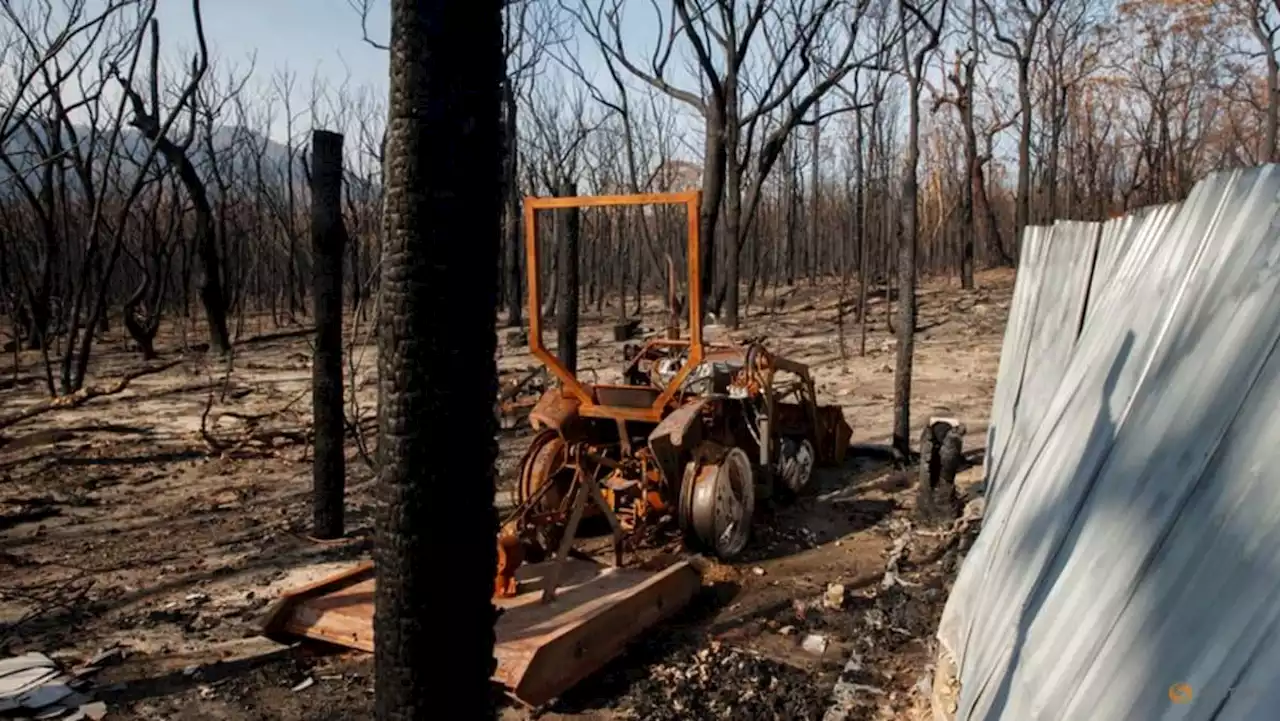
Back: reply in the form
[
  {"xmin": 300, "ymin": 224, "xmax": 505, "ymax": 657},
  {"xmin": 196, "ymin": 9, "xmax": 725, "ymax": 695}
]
[
  {"xmin": 0, "ymin": 651, "xmax": 115, "ymax": 720},
  {"xmin": 0, "ymin": 270, "xmax": 1009, "ymax": 720},
  {"xmin": 881, "ymin": 524, "xmax": 918, "ymax": 590},
  {"xmin": 611, "ymin": 642, "xmax": 833, "ymax": 721},
  {"xmin": 802, "ymin": 634, "xmax": 830, "ymax": 656},
  {"xmin": 824, "ymin": 583, "xmax": 847, "ymax": 610}
]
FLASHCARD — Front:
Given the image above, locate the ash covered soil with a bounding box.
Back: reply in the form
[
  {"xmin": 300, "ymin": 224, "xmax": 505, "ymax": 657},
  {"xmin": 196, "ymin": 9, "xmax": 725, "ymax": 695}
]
[{"xmin": 0, "ymin": 270, "xmax": 1008, "ymax": 720}]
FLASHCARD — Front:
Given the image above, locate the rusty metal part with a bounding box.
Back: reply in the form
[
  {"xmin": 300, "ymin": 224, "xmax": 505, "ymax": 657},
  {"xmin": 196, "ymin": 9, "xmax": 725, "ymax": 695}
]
[
  {"xmin": 524, "ymin": 191, "xmax": 703, "ymax": 424},
  {"xmin": 528, "ymin": 389, "xmax": 580, "ymax": 433},
  {"xmin": 517, "ymin": 429, "xmax": 568, "ymax": 510},
  {"xmin": 495, "ymin": 533, "xmax": 524, "ymax": 598},
  {"xmin": 815, "ymin": 405, "xmax": 854, "ymax": 465},
  {"xmin": 647, "ymin": 397, "xmax": 710, "ymax": 489},
  {"xmin": 534, "ymin": 443, "xmax": 627, "ymax": 602},
  {"xmin": 681, "ymin": 446, "xmax": 754, "ymax": 559}
]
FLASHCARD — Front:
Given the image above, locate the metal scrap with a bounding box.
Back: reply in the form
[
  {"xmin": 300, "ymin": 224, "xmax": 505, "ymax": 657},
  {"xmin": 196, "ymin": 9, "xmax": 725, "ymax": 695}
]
[{"xmin": 0, "ymin": 652, "xmax": 106, "ymax": 720}]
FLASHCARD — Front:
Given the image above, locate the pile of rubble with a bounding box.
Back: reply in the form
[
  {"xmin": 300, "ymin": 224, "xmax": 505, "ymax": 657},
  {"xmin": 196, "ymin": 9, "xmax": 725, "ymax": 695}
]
[{"xmin": 614, "ymin": 641, "xmax": 830, "ymax": 720}]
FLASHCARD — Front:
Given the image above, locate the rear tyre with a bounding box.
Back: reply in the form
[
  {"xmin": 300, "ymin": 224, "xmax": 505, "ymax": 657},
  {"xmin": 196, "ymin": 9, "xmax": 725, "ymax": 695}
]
[{"xmin": 680, "ymin": 446, "xmax": 755, "ymax": 559}]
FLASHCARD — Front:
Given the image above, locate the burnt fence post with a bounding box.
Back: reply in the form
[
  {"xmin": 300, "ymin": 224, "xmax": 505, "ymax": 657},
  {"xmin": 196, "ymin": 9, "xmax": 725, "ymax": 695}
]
[
  {"xmin": 311, "ymin": 129, "xmax": 347, "ymax": 540},
  {"xmin": 915, "ymin": 417, "xmax": 964, "ymax": 526}
]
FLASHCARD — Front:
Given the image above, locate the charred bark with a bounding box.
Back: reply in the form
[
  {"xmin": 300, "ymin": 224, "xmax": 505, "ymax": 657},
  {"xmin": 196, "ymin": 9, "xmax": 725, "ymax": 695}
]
[
  {"xmin": 310, "ymin": 129, "xmax": 347, "ymax": 541},
  {"xmin": 855, "ymin": 110, "xmax": 868, "ymax": 357},
  {"xmin": 123, "ymin": 273, "xmax": 161, "ymax": 360},
  {"xmin": 502, "ymin": 77, "xmax": 523, "ymax": 327},
  {"xmin": 808, "ymin": 102, "xmax": 821, "ymax": 288},
  {"xmin": 894, "ymin": 0, "xmax": 947, "ymax": 458},
  {"xmin": 915, "ymin": 419, "xmax": 963, "ymax": 525},
  {"xmin": 121, "ymin": 98, "xmax": 231, "ymax": 354},
  {"xmin": 722, "ymin": 90, "xmax": 743, "ymax": 329},
  {"xmin": 699, "ymin": 107, "xmax": 728, "ymax": 320},
  {"xmin": 375, "ymin": 3, "xmax": 502, "ymax": 719}
]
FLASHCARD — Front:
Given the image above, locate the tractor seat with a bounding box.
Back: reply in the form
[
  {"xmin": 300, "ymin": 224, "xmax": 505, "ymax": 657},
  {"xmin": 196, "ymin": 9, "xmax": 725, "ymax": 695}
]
[{"xmin": 592, "ymin": 384, "xmax": 662, "ymax": 408}]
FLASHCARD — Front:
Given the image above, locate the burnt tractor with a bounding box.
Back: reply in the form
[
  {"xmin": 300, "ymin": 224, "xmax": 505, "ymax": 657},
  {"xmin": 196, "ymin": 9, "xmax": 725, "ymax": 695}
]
[
  {"xmin": 495, "ymin": 191, "xmax": 852, "ymax": 598},
  {"xmin": 267, "ymin": 191, "xmax": 852, "ymax": 707}
]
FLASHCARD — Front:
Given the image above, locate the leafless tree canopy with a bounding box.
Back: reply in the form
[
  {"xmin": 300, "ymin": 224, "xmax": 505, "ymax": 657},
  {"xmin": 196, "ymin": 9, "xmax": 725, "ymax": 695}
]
[{"xmin": 0, "ymin": 0, "xmax": 1273, "ymax": 398}]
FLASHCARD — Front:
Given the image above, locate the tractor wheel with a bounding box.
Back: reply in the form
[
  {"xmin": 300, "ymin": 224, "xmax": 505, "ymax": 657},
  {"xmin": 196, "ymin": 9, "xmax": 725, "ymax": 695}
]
[
  {"xmin": 517, "ymin": 430, "xmax": 570, "ymax": 510},
  {"xmin": 680, "ymin": 446, "xmax": 755, "ymax": 559},
  {"xmin": 775, "ymin": 437, "xmax": 816, "ymax": 494},
  {"xmin": 516, "ymin": 430, "xmax": 575, "ymax": 551}
]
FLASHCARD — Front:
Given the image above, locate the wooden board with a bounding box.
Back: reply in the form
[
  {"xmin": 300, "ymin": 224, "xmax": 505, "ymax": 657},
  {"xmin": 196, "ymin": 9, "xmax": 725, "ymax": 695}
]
[{"xmin": 262, "ymin": 558, "xmax": 701, "ymax": 707}]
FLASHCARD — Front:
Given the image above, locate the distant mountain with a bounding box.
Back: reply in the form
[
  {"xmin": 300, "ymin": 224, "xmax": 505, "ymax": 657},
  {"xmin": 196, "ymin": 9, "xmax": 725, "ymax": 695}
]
[{"xmin": 0, "ymin": 123, "xmax": 378, "ymax": 202}]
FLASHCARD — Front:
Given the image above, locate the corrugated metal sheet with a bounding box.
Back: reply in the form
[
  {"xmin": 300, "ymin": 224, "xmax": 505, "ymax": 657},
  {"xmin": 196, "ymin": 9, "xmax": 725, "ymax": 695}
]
[
  {"xmin": 938, "ymin": 165, "xmax": 1280, "ymax": 721},
  {"xmin": 987, "ymin": 220, "xmax": 1101, "ymax": 504},
  {"xmin": 982, "ymin": 224, "xmax": 1050, "ymax": 503}
]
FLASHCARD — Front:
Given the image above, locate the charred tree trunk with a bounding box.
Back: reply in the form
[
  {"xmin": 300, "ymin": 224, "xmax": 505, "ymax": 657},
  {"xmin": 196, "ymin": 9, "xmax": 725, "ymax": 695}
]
[
  {"xmin": 350, "ymin": 203, "xmax": 363, "ymax": 315},
  {"xmin": 1266, "ymin": 48, "xmax": 1279, "ymax": 162},
  {"xmin": 957, "ymin": 61, "xmax": 977, "ymax": 290},
  {"xmin": 855, "ymin": 111, "xmax": 868, "ymax": 357},
  {"xmin": 123, "ymin": 278, "xmax": 158, "ymax": 360},
  {"xmin": 698, "ymin": 105, "xmax": 728, "ymax": 320},
  {"xmin": 975, "ymin": 142, "xmax": 1008, "ymax": 266},
  {"xmin": 126, "ymin": 118, "xmax": 231, "ymax": 355},
  {"xmin": 375, "ymin": 3, "xmax": 502, "ymax": 720},
  {"xmin": 915, "ymin": 419, "xmax": 963, "ymax": 525},
  {"xmin": 723, "ymin": 98, "xmax": 743, "ymax": 329},
  {"xmin": 808, "ymin": 102, "xmax": 821, "ymax": 287},
  {"xmin": 556, "ymin": 179, "xmax": 581, "ymax": 374},
  {"xmin": 1014, "ymin": 57, "xmax": 1033, "ymax": 234},
  {"xmin": 894, "ymin": 105, "xmax": 920, "ymax": 459},
  {"xmin": 1044, "ymin": 84, "xmax": 1065, "ymax": 221},
  {"xmin": 286, "ymin": 130, "xmax": 301, "ymax": 321},
  {"xmin": 894, "ymin": 0, "xmax": 943, "ymax": 460},
  {"xmin": 503, "ymin": 78, "xmax": 523, "ymax": 327},
  {"xmin": 191, "ymin": 165, "xmax": 232, "ymax": 355},
  {"xmin": 783, "ymin": 138, "xmax": 797, "ymax": 286},
  {"xmin": 310, "ymin": 129, "xmax": 347, "ymax": 541}
]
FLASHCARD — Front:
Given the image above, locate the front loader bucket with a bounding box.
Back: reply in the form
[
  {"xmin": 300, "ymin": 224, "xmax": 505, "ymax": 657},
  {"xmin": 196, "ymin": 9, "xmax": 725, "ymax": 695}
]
[{"xmin": 262, "ymin": 558, "xmax": 701, "ymax": 707}]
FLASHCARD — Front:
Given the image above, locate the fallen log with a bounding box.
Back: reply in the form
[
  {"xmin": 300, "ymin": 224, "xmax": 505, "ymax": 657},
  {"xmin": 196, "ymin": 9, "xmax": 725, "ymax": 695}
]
[{"xmin": 0, "ymin": 359, "xmax": 182, "ymax": 431}]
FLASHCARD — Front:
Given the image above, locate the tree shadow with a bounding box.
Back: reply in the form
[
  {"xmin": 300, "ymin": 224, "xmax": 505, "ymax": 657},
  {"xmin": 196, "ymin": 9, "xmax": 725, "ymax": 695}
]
[
  {"xmin": 739, "ymin": 448, "xmax": 900, "ymax": 563},
  {"xmin": 976, "ymin": 331, "xmax": 1130, "ymax": 717},
  {"xmin": 549, "ymin": 579, "xmax": 742, "ymax": 713},
  {"xmin": 53, "ymin": 450, "xmax": 207, "ymax": 467},
  {"xmin": 0, "ymin": 498, "xmax": 61, "ymax": 531},
  {"xmin": 949, "ymin": 169, "xmax": 1280, "ymax": 720},
  {"xmin": 95, "ymin": 642, "xmax": 298, "ymax": 706},
  {"xmin": 2, "ymin": 532, "xmax": 374, "ymax": 652}
]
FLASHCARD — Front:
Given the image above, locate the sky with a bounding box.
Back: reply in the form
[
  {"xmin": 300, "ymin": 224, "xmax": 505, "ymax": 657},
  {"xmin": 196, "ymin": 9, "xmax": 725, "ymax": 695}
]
[
  {"xmin": 150, "ymin": 0, "xmax": 660, "ymax": 145},
  {"xmin": 153, "ymin": 0, "xmax": 393, "ymax": 141}
]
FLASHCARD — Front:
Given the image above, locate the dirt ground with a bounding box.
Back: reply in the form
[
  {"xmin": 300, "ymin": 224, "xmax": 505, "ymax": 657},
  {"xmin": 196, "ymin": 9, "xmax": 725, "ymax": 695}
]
[{"xmin": 0, "ymin": 269, "xmax": 1011, "ymax": 720}]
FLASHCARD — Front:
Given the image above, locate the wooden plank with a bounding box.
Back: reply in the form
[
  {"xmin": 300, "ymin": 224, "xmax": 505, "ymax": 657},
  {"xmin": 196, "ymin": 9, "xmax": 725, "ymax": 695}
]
[
  {"xmin": 275, "ymin": 577, "xmax": 376, "ymax": 652},
  {"xmin": 263, "ymin": 558, "xmax": 700, "ymax": 706},
  {"xmin": 261, "ymin": 562, "xmax": 374, "ymax": 645},
  {"xmin": 505, "ymin": 561, "xmax": 700, "ymax": 706}
]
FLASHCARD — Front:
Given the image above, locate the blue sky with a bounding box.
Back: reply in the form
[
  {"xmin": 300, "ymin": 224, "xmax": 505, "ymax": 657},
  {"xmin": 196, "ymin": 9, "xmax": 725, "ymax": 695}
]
[
  {"xmin": 154, "ymin": 0, "xmax": 391, "ymax": 140},
  {"xmin": 151, "ymin": 0, "xmax": 663, "ymax": 144}
]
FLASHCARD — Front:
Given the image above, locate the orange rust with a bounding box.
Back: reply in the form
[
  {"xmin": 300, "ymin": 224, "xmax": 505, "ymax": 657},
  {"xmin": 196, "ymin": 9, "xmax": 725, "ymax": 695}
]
[
  {"xmin": 528, "ymin": 389, "xmax": 580, "ymax": 433},
  {"xmin": 524, "ymin": 191, "xmax": 703, "ymax": 423},
  {"xmin": 495, "ymin": 533, "xmax": 524, "ymax": 598}
]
